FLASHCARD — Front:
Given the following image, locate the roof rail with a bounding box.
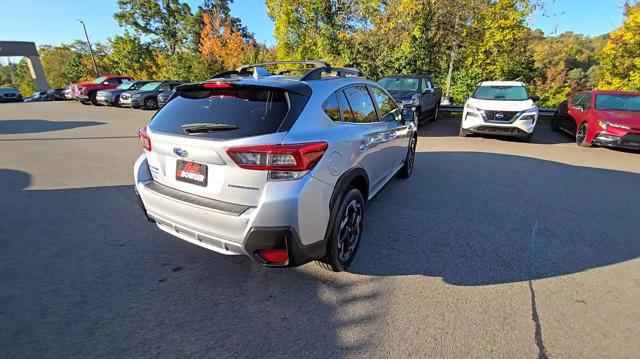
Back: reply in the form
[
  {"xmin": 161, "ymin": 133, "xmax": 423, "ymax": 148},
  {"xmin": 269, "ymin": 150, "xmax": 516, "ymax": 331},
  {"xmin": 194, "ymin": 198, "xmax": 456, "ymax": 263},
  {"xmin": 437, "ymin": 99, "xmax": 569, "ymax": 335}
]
[
  {"xmin": 237, "ymin": 60, "xmax": 328, "ymax": 72},
  {"xmin": 300, "ymin": 66, "xmax": 362, "ymax": 81}
]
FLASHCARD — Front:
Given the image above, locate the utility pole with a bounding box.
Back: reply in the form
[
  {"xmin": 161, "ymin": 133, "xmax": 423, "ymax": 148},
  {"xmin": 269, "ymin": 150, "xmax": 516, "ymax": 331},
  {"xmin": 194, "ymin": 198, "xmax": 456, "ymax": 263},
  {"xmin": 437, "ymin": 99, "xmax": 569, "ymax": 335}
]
[{"xmin": 78, "ymin": 19, "xmax": 99, "ymax": 77}]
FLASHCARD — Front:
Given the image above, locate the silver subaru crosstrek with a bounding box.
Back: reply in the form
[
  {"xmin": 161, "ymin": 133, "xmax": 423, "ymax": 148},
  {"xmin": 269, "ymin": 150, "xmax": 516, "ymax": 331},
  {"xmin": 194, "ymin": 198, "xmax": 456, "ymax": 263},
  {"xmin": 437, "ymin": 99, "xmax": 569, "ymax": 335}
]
[{"xmin": 134, "ymin": 61, "xmax": 417, "ymax": 271}]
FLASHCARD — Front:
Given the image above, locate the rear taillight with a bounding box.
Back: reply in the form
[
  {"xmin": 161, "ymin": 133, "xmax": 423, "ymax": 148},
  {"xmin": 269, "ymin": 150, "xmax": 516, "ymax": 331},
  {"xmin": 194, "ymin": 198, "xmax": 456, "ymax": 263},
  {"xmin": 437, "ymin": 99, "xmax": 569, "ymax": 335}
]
[
  {"xmin": 227, "ymin": 142, "xmax": 328, "ymax": 180},
  {"xmin": 138, "ymin": 126, "xmax": 151, "ymax": 151}
]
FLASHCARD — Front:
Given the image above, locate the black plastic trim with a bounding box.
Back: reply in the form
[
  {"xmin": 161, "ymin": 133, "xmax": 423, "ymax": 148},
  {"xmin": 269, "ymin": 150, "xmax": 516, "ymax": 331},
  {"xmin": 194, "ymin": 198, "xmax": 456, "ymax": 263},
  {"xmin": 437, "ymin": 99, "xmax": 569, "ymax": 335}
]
[
  {"xmin": 244, "ymin": 227, "xmax": 326, "ymax": 267},
  {"xmin": 329, "ymin": 168, "xmax": 369, "ymax": 210},
  {"xmin": 143, "ymin": 181, "xmax": 251, "ymax": 216}
]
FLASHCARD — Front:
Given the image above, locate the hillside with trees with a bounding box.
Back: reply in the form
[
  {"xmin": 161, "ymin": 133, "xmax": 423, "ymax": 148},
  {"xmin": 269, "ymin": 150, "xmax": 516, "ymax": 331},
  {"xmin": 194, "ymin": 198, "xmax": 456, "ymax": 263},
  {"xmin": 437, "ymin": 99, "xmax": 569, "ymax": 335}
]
[{"xmin": 1, "ymin": 0, "xmax": 637, "ymax": 108}]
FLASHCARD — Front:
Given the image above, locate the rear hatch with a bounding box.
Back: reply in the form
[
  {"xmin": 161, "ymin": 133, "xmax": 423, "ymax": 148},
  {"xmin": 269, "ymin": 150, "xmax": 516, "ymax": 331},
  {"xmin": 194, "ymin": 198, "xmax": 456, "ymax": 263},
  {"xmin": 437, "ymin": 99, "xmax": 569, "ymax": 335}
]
[{"xmin": 143, "ymin": 81, "xmax": 310, "ymax": 207}]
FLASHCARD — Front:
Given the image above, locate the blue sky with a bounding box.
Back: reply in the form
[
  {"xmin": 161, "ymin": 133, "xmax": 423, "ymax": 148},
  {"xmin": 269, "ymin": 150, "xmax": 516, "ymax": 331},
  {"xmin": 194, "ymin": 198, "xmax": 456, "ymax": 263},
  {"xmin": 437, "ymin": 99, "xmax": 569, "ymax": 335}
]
[{"xmin": 0, "ymin": 0, "xmax": 627, "ymax": 64}]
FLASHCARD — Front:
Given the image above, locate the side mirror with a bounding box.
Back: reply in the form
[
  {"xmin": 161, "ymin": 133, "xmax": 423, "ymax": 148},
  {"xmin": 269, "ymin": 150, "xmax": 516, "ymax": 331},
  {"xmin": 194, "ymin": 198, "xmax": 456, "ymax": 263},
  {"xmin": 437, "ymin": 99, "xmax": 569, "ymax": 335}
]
[
  {"xmin": 423, "ymin": 88, "xmax": 434, "ymax": 94},
  {"xmin": 530, "ymin": 95, "xmax": 540, "ymax": 102}
]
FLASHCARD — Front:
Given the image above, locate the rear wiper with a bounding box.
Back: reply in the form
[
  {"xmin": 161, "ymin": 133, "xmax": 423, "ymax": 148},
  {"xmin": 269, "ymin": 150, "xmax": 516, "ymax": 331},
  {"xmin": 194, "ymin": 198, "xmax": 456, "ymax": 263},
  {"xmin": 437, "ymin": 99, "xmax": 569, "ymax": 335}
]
[{"xmin": 181, "ymin": 123, "xmax": 239, "ymax": 134}]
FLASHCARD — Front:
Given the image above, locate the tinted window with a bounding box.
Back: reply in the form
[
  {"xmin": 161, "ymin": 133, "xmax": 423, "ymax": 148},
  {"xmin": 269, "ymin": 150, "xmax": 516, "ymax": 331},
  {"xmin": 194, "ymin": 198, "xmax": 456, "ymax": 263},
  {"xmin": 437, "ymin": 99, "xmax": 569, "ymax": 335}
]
[
  {"xmin": 378, "ymin": 77, "xmax": 420, "ymax": 92},
  {"xmin": 369, "ymin": 86, "xmax": 397, "ymax": 121},
  {"xmin": 472, "ymin": 86, "xmax": 529, "ymax": 101},
  {"xmin": 571, "ymin": 93, "xmax": 589, "ymax": 108},
  {"xmin": 149, "ymin": 86, "xmax": 290, "ymax": 140},
  {"xmin": 337, "ymin": 90, "xmax": 355, "ymax": 122},
  {"xmin": 343, "ymin": 86, "xmax": 378, "ymax": 123},
  {"xmin": 323, "ymin": 93, "xmax": 341, "ymax": 121},
  {"xmin": 596, "ymin": 94, "xmax": 640, "ymax": 112}
]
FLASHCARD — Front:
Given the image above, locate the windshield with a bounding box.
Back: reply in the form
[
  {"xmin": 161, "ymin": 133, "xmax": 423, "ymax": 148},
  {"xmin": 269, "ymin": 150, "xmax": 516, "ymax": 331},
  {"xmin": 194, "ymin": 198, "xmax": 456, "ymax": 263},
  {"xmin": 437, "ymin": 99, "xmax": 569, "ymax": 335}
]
[
  {"xmin": 596, "ymin": 94, "xmax": 640, "ymax": 112},
  {"xmin": 139, "ymin": 82, "xmax": 161, "ymax": 91},
  {"xmin": 116, "ymin": 82, "xmax": 133, "ymax": 90},
  {"xmin": 378, "ymin": 77, "xmax": 420, "ymax": 92},
  {"xmin": 473, "ymin": 86, "xmax": 529, "ymax": 101},
  {"xmin": 93, "ymin": 76, "xmax": 107, "ymax": 84}
]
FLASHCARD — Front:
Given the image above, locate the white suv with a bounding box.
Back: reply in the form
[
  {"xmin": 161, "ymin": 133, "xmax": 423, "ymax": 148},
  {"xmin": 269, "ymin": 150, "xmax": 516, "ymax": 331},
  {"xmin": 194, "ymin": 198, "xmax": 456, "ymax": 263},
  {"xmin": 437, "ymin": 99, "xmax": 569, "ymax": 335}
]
[{"xmin": 459, "ymin": 81, "xmax": 539, "ymax": 141}]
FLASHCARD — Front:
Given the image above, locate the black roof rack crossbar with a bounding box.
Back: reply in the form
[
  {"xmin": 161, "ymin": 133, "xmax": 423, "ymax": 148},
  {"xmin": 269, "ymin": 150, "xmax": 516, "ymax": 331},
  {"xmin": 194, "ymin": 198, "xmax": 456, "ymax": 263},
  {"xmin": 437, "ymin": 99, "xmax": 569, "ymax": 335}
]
[
  {"xmin": 237, "ymin": 60, "xmax": 329, "ymax": 72},
  {"xmin": 300, "ymin": 66, "xmax": 362, "ymax": 81}
]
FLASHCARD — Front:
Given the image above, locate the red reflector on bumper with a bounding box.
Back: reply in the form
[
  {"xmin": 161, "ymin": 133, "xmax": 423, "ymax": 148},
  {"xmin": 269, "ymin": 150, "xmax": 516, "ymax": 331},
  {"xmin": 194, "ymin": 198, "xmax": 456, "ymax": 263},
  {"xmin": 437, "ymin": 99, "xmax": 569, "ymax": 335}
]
[{"xmin": 257, "ymin": 249, "xmax": 289, "ymax": 265}]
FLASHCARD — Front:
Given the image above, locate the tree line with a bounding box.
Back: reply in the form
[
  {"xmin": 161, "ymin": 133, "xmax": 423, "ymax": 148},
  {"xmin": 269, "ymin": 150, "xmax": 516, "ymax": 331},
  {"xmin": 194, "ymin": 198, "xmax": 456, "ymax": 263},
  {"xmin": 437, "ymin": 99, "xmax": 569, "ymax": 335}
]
[{"xmin": 1, "ymin": 0, "xmax": 638, "ymax": 108}]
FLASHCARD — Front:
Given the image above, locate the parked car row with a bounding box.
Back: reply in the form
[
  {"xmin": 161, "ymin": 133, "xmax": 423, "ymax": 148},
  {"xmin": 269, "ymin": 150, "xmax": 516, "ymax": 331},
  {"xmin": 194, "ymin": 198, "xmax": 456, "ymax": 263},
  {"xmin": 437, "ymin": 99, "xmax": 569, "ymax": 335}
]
[{"xmin": 69, "ymin": 75, "xmax": 183, "ymax": 110}]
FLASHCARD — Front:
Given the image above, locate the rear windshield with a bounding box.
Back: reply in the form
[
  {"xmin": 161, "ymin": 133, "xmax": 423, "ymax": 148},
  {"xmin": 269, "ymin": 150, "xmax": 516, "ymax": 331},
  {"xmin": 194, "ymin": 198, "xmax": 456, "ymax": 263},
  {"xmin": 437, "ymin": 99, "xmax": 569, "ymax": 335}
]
[
  {"xmin": 596, "ymin": 94, "xmax": 640, "ymax": 112},
  {"xmin": 149, "ymin": 86, "xmax": 291, "ymax": 140},
  {"xmin": 473, "ymin": 86, "xmax": 529, "ymax": 101}
]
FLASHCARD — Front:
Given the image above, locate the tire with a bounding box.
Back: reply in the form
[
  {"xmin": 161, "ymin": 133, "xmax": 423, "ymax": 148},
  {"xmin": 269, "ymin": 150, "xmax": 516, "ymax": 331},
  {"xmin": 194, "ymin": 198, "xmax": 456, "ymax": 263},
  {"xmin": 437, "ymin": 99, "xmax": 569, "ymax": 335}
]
[
  {"xmin": 144, "ymin": 97, "xmax": 158, "ymax": 110},
  {"xmin": 459, "ymin": 125, "xmax": 470, "ymax": 137},
  {"xmin": 399, "ymin": 135, "xmax": 417, "ymax": 178},
  {"xmin": 431, "ymin": 104, "xmax": 440, "ymax": 122},
  {"xmin": 80, "ymin": 100, "xmax": 91, "ymax": 105},
  {"xmin": 89, "ymin": 92, "xmax": 98, "ymax": 106},
  {"xmin": 522, "ymin": 133, "xmax": 533, "ymax": 143},
  {"xmin": 576, "ymin": 122, "xmax": 591, "ymax": 147},
  {"xmin": 321, "ymin": 188, "xmax": 365, "ymax": 272}
]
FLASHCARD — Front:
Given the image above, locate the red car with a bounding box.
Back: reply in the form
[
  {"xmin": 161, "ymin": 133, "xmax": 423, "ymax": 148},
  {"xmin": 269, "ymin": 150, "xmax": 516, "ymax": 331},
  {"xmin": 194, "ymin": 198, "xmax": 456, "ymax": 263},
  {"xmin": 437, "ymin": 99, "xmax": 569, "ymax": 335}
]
[
  {"xmin": 553, "ymin": 90, "xmax": 640, "ymax": 150},
  {"xmin": 71, "ymin": 75, "xmax": 133, "ymax": 105}
]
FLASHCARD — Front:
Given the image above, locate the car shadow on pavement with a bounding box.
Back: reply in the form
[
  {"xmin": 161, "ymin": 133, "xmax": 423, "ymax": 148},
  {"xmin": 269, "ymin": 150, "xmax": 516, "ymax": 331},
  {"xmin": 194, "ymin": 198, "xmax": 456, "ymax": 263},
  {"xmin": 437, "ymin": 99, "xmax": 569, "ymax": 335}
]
[
  {"xmin": 0, "ymin": 169, "xmax": 385, "ymax": 359},
  {"xmin": 0, "ymin": 119, "xmax": 105, "ymax": 134},
  {"xmin": 351, "ymin": 151, "xmax": 640, "ymax": 286}
]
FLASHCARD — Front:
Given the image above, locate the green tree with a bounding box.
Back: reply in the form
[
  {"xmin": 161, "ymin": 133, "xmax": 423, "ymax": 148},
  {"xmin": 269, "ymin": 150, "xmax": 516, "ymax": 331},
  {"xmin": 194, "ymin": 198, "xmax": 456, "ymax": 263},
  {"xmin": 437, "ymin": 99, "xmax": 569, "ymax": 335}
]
[
  {"xmin": 598, "ymin": 2, "xmax": 640, "ymax": 90},
  {"xmin": 114, "ymin": 0, "xmax": 194, "ymax": 55},
  {"xmin": 106, "ymin": 32, "xmax": 154, "ymax": 79},
  {"xmin": 39, "ymin": 46, "xmax": 81, "ymax": 88}
]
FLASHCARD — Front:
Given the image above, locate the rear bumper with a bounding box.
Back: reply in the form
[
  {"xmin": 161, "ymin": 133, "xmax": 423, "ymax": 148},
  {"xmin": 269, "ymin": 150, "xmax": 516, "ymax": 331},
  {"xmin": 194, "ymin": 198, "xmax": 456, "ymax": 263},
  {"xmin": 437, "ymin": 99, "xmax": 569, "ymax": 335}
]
[{"xmin": 133, "ymin": 155, "xmax": 331, "ymax": 266}]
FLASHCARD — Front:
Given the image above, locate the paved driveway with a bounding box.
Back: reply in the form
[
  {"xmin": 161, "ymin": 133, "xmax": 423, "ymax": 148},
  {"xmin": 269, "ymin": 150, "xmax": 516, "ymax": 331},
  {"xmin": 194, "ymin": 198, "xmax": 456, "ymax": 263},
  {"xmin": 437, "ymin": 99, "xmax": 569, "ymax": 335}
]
[{"xmin": 1, "ymin": 102, "xmax": 639, "ymax": 358}]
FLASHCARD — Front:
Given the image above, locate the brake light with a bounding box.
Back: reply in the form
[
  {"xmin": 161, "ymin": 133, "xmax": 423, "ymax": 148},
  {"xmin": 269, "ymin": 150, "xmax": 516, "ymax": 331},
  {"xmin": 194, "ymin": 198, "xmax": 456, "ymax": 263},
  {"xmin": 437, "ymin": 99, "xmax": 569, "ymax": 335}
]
[
  {"xmin": 138, "ymin": 126, "xmax": 151, "ymax": 151},
  {"xmin": 203, "ymin": 82, "xmax": 233, "ymax": 89},
  {"xmin": 227, "ymin": 142, "xmax": 328, "ymax": 180}
]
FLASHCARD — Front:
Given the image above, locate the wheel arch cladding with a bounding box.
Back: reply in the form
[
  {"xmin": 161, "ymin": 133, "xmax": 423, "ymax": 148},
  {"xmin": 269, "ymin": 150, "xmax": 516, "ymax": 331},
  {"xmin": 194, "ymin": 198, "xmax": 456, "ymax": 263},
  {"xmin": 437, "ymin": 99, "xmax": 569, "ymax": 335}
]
[{"xmin": 329, "ymin": 168, "xmax": 369, "ymax": 211}]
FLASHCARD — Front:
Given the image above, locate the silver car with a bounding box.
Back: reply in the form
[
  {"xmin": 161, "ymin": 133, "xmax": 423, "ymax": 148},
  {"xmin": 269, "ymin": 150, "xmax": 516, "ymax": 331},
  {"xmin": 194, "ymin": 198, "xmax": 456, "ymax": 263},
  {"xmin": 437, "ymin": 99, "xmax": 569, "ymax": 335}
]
[{"xmin": 134, "ymin": 61, "xmax": 418, "ymax": 271}]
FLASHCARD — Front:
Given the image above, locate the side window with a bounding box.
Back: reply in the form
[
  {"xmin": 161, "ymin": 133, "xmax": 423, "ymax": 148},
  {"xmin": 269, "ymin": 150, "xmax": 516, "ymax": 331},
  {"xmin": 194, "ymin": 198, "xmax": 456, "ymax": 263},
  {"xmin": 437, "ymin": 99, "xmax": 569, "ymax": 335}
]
[
  {"xmin": 322, "ymin": 92, "xmax": 341, "ymax": 122},
  {"xmin": 369, "ymin": 86, "xmax": 397, "ymax": 121},
  {"xmin": 337, "ymin": 90, "xmax": 355, "ymax": 122},
  {"xmin": 343, "ymin": 85, "xmax": 378, "ymax": 123},
  {"xmin": 571, "ymin": 94, "xmax": 585, "ymax": 107}
]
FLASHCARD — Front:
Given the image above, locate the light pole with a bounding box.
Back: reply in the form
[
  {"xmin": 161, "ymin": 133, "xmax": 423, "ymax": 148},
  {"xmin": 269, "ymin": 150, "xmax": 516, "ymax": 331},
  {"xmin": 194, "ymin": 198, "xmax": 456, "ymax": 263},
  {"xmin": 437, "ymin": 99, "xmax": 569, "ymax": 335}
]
[{"xmin": 77, "ymin": 19, "xmax": 99, "ymax": 77}]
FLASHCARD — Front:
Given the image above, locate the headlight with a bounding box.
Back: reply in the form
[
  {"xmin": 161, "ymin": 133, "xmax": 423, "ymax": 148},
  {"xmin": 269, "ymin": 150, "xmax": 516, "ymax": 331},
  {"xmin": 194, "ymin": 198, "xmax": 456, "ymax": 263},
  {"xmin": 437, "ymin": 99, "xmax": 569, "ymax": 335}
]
[
  {"xmin": 520, "ymin": 114, "xmax": 536, "ymax": 122},
  {"xmin": 598, "ymin": 120, "xmax": 609, "ymax": 130},
  {"xmin": 401, "ymin": 95, "xmax": 420, "ymax": 107}
]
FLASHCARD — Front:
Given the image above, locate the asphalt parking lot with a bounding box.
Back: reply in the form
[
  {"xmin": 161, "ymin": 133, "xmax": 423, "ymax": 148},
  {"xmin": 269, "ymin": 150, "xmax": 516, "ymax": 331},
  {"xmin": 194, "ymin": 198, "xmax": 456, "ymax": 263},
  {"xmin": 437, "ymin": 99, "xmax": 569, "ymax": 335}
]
[{"xmin": 1, "ymin": 102, "xmax": 639, "ymax": 359}]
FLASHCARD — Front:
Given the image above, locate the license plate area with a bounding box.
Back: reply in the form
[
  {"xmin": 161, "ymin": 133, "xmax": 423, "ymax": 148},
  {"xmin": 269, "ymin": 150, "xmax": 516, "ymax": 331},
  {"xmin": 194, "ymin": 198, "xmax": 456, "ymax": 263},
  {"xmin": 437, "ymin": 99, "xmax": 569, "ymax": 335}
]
[{"xmin": 176, "ymin": 159, "xmax": 208, "ymax": 186}]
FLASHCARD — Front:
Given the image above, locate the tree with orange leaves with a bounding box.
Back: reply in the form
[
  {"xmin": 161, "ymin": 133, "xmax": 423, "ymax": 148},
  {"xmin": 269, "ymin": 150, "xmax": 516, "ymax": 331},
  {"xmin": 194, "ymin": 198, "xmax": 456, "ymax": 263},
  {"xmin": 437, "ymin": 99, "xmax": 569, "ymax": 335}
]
[{"xmin": 199, "ymin": 12, "xmax": 255, "ymax": 70}]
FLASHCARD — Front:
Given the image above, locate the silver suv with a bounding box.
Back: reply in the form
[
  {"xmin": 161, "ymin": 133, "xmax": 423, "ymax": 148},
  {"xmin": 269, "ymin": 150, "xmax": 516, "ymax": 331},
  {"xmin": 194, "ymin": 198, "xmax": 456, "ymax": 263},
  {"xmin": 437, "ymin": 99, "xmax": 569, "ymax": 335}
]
[{"xmin": 134, "ymin": 61, "xmax": 417, "ymax": 271}]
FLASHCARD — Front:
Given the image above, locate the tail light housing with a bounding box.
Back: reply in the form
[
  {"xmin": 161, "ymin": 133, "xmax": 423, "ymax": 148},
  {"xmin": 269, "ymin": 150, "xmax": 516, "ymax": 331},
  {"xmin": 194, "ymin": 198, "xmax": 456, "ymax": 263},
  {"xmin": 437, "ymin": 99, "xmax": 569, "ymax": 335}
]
[
  {"xmin": 227, "ymin": 142, "xmax": 328, "ymax": 180},
  {"xmin": 138, "ymin": 126, "xmax": 151, "ymax": 151}
]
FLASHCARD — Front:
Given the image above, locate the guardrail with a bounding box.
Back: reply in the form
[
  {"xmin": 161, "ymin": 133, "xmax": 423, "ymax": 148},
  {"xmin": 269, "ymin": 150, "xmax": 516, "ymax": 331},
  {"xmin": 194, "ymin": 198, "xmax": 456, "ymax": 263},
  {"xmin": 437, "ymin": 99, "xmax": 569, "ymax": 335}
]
[{"xmin": 440, "ymin": 105, "xmax": 556, "ymax": 118}]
